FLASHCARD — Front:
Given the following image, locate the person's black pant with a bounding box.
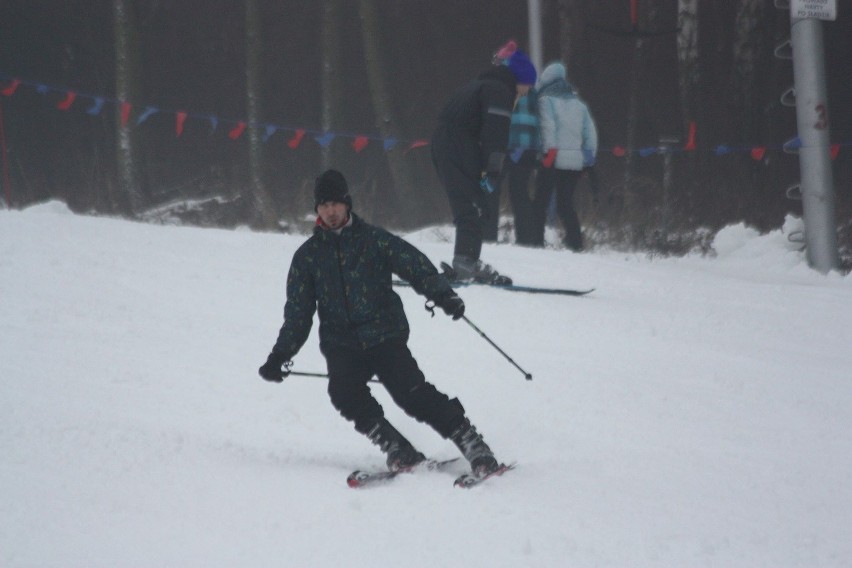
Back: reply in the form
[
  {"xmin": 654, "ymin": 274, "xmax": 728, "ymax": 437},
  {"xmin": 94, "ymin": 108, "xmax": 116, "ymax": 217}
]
[
  {"xmin": 482, "ymin": 152, "xmax": 538, "ymax": 244},
  {"xmin": 431, "ymin": 130, "xmax": 486, "ymax": 261},
  {"xmin": 533, "ymin": 168, "xmax": 584, "ymax": 250},
  {"xmin": 505, "ymin": 150, "xmax": 539, "ymax": 246},
  {"xmin": 323, "ymin": 339, "xmax": 466, "ymax": 439}
]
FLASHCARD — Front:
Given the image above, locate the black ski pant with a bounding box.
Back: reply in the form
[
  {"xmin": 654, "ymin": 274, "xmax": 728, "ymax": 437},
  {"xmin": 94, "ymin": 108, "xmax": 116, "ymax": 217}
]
[
  {"xmin": 505, "ymin": 150, "xmax": 539, "ymax": 246},
  {"xmin": 431, "ymin": 129, "xmax": 486, "ymax": 261},
  {"xmin": 323, "ymin": 339, "xmax": 466, "ymax": 439},
  {"xmin": 533, "ymin": 168, "xmax": 584, "ymax": 250},
  {"xmin": 483, "ymin": 150, "xmax": 537, "ymax": 244}
]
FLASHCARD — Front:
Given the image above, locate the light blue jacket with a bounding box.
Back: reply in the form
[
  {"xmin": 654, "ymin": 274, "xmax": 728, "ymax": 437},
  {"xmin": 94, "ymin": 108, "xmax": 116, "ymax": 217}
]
[{"xmin": 536, "ymin": 62, "xmax": 598, "ymax": 171}]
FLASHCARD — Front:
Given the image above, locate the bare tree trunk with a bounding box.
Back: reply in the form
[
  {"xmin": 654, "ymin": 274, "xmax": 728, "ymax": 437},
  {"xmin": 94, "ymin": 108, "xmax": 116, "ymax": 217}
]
[
  {"xmin": 622, "ymin": 37, "xmax": 643, "ymax": 194},
  {"xmin": 732, "ymin": 0, "xmax": 766, "ymax": 140},
  {"xmin": 677, "ymin": 0, "xmax": 700, "ymax": 133},
  {"xmin": 321, "ymin": 0, "xmax": 343, "ymax": 171},
  {"xmin": 245, "ymin": 0, "xmax": 279, "ymax": 229},
  {"xmin": 113, "ymin": 0, "xmax": 144, "ymax": 216},
  {"xmin": 556, "ymin": 0, "xmax": 587, "ymax": 86},
  {"xmin": 357, "ymin": 0, "xmax": 417, "ymax": 225},
  {"xmin": 676, "ymin": 0, "xmax": 700, "ymax": 218}
]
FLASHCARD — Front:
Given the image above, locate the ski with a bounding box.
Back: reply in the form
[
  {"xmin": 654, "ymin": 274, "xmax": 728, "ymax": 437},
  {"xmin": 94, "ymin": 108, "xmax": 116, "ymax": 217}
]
[
  {"xmin": 453, "ymin": 462, "xmax": 516, "ymax": 489},
  {"xmin": 346, "ymin": 457, "xmax": 460, "ymax": 488},
  {"xmin": 392, "ymin": 263, "xmax": 594, "ymax": 297}
]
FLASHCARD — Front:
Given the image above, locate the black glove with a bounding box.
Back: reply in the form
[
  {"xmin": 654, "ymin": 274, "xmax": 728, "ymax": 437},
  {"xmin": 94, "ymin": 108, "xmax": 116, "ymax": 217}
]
[
  {"xmin": 436, "ymin": 292, "xmax": 465, "ymax": 320},
  {"xmin": 258, "ymin": 352, "xmax": 291, "ymax": 383}
]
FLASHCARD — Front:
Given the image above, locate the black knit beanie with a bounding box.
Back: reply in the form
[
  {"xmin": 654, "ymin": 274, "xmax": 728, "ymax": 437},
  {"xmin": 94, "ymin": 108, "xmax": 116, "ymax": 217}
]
[{"xmin": 314, "ymin": 169, "xmax": 352, "ymax": 212}]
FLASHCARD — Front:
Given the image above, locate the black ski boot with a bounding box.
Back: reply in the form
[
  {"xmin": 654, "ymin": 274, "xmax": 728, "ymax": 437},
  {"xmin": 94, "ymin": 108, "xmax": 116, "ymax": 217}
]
[
  {"xmin": 366, "ymin": 418, "xmax": 426, "ymax": 472},
  {"xmin": 452, "ymin": 255, "xmax": 512, "ymax": 286},
  {"xmin": 450, "ymin": 419, "xmax": 499, "ymax": 477}
]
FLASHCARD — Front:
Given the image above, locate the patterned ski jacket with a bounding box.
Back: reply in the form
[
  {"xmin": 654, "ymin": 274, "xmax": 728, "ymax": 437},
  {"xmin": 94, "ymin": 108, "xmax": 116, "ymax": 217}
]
[{"xmin": 270, "ymin": 214, "xmax": 454, "ymax": 358}]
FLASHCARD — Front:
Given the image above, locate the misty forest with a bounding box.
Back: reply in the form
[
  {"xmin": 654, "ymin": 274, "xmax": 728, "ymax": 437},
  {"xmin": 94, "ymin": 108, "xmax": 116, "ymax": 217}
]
[{"xmin": 1, "ymin": 0, "xmax": 850, "ymax": 262}]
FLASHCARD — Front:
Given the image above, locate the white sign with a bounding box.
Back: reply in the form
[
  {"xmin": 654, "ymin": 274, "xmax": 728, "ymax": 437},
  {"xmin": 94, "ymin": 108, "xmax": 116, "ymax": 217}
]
[{"xmin": 791, "ymin": 0, "xmax": 837, "ymax": 20}]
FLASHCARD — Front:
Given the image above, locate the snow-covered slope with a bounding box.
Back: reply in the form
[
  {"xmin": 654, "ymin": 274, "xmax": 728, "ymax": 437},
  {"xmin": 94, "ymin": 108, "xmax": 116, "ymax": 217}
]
[{"xmin": 2, "ymin": 203, "xmax": 850, "ymax": 567}]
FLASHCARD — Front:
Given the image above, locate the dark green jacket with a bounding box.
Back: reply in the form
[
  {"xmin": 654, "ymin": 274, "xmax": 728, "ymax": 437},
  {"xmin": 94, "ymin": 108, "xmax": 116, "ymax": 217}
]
[{"xmin": 271, "ymin": 214, "xmax": 454, "ymax": 358}]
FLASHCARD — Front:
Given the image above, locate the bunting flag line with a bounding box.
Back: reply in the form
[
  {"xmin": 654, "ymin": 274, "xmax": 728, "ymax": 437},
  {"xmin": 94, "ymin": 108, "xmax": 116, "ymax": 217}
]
[
  {"xmin": 120, "ymin": 101, "xmax": 132, "ymax": 127},
  {"xmin": 1, "ymin": 79, "xmax": 20, "ymax": 97},
  {"xmin": 87, "ymin": 97, "xmax": 105, "ymax": 115},
  {"xmin": 684, "ymin": 120, "xmax": 697, "ymax": 151},
  {"xmin": 227, "ymin": 121, "xmax": 246, "ymax": 140},
  {"xmin": 352, "ymin": 135, "xmax": 369, "ymax": 153},
  {"xmin": 56, "ymin": 91, "xmax": 76, "ymax": 111},
  {"xmin": 136, "ymin": 106, "xmax": 158, "ymax": 125},
  {"xmin": 287, "ymin": 129, "xmax": 306, "ymax": 149},
  {"xmin": 0, "ymin": 72, "xmax": 848, "ymax": 162},
  {"xmin": 176, "ymin": 111, "xmax": 188, "ymax": 137}
]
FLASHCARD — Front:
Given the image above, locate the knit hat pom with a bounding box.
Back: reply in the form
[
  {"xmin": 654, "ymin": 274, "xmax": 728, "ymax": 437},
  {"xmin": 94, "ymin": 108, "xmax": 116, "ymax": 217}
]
[
  {"xmin": 493, "ymin": 40, "xmax": 518, "ymax": 64},
  {"xmin": 507, "ymin": 49, "xmax": 537, "ymax": 85}
]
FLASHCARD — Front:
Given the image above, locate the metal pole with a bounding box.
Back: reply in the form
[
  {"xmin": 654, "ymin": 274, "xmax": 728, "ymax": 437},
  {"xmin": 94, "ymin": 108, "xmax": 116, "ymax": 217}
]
[
  {"xmin": 789, "ymin": 13, "xmax": 839, "ymax": 273},
  {"xmin": 527, "ymin": 0, "xmax": 544, "ymax": 74}
]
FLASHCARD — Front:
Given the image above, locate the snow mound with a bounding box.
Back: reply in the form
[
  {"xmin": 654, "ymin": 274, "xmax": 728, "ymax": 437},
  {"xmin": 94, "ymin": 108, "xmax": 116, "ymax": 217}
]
[
  {"xmin": 712, "ymin": 215, "xmax": 806, "ymax": 268},
  {"xmin": 21, "ymin": 200, "xmax": 74, "ymax": 215}
]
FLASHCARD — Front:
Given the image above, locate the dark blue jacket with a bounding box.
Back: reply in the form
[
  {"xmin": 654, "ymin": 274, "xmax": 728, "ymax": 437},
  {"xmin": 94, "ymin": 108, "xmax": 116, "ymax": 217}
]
[{"xmin": 431, "ymin": 65, "xmax": 516, "ymax": 178}]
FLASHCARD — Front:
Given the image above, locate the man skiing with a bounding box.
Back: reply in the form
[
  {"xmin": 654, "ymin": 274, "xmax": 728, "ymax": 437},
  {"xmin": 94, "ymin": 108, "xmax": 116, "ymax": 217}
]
[
  {"xmin": 258, "ymin": 169, "xmax": 501, "ymax": 478},
  {"xmin": 431, "ymin": 49, "xmax": 537, "ymax": 285}
]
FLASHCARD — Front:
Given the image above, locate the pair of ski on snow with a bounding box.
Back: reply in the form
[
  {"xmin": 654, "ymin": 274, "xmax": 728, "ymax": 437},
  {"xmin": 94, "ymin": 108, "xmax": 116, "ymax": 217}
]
[
  {"xmin": 392, "ymin": 262, "xmax": 594, "ymax": 297},
  {"xmin": 347, "ymin": 457, "xmax": 515, "ymax": 489},
  {"xmin": 351, "ymin": 261, "xmax": 578, "ymax": 488}
]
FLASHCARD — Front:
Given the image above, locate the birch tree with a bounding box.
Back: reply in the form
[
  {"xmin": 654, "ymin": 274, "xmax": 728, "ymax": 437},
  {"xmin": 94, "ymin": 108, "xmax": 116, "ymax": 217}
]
[{"xmin": 113, "ymin": 0, "xmax": 144, "ymax": 215}]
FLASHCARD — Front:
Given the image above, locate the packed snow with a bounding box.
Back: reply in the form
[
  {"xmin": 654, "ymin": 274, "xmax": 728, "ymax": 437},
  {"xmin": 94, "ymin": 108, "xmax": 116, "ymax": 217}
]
[{"xmin": 2, "ymin": 202, "xmax": 850, "ymax": 567}]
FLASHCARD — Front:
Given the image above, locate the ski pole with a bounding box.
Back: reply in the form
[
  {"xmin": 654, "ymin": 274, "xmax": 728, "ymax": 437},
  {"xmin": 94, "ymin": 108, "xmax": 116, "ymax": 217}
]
[
  {"xmin": 461, "ymin": 315, "xmax": 533, "ymax": 381},
  {"xmin": 284, "ymin": 364, "xmax": 380, "ymax": 383}
]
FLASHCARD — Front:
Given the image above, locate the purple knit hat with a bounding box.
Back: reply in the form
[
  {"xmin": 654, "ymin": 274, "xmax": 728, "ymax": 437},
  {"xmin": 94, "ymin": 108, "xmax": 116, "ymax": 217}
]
[{"xmin": 506, "ymin": 49, "xmax": 537, "ymax": 85}]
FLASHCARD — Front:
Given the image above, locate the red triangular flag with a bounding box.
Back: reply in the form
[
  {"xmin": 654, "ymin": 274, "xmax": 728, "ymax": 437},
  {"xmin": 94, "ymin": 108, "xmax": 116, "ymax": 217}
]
[
  {"xmin": 830, "ymin": 144, "xmax": 840, "ymax": 160},
  {"xmin": 750, "ymin": 146, "xmax": 766, "ymax": 161},
  {"xmin": 228, "ymin": 121, "xmax": 246, "ymax": 140},
  {"xmin": 684, "ymin": 120, "xmax": 697, "ymax": 151},
  {"xmin": 176, "ymin": 111, "xmax": 188, "ymax": 137},
  {"xmin": 352, "ymin": 136, "xmax": 369, "ymax": 153},
  {"xmin": 404, "ymin": 140, "xmax": 429, "ymax": 154},
  {"xmin": 542, "ymin": 148, "xmax": 557, "ymax": 168},
  {"xmin": 287, "ymin": 129, "xmax": 306, "ymax": 149},
  {"xmin": 56, "ymin": 91, "xmax": 77, "ymax": 111},
  {"xmin": 1, "ymin": 79, "xmax": 21, "ymax": 97},
  {"xmin": 120, "ymin": 101, "xmax": 132, "ymax": 127}
]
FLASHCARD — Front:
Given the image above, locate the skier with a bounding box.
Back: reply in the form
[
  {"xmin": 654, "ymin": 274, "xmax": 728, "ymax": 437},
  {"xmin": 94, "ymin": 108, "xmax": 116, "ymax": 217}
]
[
  {"xmin": 534, "ymin": 61, "xmax": 598, "ymax": 251},
  {"xmin": 258, "ymin": 169, "xmax": 501, "ymax": 477},
  {"xmin": 431, "ymin": 48, "xmax": 537, "ymax": 284},
  {"xmin": 489, "ymin": 40, "xmax": 542, "ymax": 247}
]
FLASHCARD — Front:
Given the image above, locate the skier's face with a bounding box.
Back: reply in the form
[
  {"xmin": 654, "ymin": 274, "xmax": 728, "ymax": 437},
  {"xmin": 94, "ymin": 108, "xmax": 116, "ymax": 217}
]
[{"xmin": 317, "ymin": 201, "xmax": 350, "ymax": 229}]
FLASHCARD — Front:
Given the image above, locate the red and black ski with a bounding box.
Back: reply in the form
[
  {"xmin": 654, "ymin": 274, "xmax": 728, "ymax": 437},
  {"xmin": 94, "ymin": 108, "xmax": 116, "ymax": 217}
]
[
  {"xmin": 346, "ymin": 457, "xmax": 460, "ymax": 488},
  {"xmin": 453, "ymin": 462, "xmax": 516, "ymax": 489}
]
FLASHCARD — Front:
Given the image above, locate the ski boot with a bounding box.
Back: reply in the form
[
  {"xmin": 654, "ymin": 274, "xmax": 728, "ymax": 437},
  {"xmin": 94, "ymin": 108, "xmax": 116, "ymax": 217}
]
[
  {"xmin": 450, "ymin": 419, "xmax": 500, "ymax": 477},
  {"xmin": 366, "ymin": 418, "xmax": 426, "ymax": 472},
  {"xmin": 452, "ymin": 255, "xmax": 512, "ymax": 286}
]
